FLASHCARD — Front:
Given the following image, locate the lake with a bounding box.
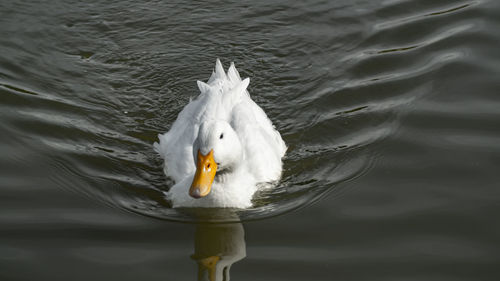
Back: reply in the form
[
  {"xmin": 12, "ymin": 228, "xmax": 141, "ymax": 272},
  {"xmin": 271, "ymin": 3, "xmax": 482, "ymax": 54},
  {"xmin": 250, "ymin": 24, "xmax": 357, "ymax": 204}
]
[{"xmin": 1, "ymin": 0, "xmax": 500, "ymax": 280}]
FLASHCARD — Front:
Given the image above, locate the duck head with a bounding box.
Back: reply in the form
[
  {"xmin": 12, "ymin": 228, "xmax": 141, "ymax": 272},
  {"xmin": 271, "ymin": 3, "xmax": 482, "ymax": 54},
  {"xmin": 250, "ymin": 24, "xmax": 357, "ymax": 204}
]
[{"xmin": 190, "ymin": 120, "xmax": 243, "ymax": 198}]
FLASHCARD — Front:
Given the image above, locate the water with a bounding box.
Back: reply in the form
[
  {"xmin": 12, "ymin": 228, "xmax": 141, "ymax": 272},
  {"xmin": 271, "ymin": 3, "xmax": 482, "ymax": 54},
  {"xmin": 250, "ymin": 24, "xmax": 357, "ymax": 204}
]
[{"xmin": 1, "ymin": 0, "xmax": 500, "ymax": 280}]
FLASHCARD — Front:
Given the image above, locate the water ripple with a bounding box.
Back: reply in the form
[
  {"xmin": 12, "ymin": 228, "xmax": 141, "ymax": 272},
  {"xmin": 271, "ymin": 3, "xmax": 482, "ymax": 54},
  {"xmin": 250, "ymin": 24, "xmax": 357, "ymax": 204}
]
[{"xmin": 0, "ymin": 0, "xmax": 490, "ymax": 223}]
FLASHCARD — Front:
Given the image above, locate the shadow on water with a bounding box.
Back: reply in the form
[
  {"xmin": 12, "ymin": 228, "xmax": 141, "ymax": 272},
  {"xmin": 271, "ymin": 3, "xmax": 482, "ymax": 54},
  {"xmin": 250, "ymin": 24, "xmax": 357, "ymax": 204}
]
[
  {"xmin": 192, "ymin": 223, "xmax": 246, "ymax": 281},
  {"xmin": 166, "ymin": 208, "xmax": 247, "ymax": 281}
]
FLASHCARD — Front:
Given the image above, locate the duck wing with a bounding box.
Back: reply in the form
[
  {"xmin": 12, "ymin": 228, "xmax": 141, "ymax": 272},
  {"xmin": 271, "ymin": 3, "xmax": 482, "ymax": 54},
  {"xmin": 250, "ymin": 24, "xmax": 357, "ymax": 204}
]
[
  {"xmin": 230, "ymin": 95, "xmax": 286, "ymax": 183},
  {"xmin": 154, "ymin": 96, "xmax": 202, "ymax": 182}
]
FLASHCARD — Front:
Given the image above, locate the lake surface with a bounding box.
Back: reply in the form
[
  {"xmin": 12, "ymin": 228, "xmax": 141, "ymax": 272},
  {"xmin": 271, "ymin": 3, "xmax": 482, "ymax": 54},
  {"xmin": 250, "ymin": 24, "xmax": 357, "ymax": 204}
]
[{"xmin": 1, "ymin": 0, "xmax": 500, "ymax": 280}]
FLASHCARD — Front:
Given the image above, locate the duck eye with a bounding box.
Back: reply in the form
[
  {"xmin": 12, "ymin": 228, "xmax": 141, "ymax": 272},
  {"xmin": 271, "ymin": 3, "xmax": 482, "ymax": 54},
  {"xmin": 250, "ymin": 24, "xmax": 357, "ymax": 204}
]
[{"xmin": 219, "ymin": 133, "xmax": 224, "ymax": 139}]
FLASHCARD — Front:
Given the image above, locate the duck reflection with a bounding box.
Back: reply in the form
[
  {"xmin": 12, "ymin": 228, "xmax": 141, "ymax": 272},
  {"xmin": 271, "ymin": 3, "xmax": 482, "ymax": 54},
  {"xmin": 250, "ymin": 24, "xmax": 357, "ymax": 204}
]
[{"xmin": 191, "ymin": 223, "xmax": 246, "ymax": 281}]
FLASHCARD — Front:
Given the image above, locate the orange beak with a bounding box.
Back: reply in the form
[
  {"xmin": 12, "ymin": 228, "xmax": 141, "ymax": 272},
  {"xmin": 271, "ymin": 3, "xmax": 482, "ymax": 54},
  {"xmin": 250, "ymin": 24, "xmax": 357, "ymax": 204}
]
[{"xmin": 190, "ymin": 149, "xmax": 217, "ymax": 198}]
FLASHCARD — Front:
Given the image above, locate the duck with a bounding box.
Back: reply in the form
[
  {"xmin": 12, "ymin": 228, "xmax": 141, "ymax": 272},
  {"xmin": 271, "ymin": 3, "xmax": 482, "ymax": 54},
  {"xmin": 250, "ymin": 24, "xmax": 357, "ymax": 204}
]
[{"xmin": 154, "ymin": 59, "xmax": 286, "ymax": 208}]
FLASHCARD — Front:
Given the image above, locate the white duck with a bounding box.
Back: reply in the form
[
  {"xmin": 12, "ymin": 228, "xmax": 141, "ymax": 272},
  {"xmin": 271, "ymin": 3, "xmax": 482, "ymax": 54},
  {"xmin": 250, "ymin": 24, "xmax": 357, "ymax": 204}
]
[{"xmin": 154, "ymin": 59, "xmax": 286, "ymax": 208}]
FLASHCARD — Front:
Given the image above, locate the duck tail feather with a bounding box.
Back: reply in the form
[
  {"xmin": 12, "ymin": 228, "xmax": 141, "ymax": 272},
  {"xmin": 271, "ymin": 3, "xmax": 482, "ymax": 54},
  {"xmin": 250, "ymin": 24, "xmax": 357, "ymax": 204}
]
[
  {"xmin": 233, "ymin": 78, "xmax": 250, "ymax": 96},
  {"xmin": 227, "ymin": 62, "xmax": 242, "ymax": 84},
  {"xmin": 213, "ymin": 58, "xmax": 227, "ymax": 80},
  {"xmin": 207, "ymin": 70, "xmax": 217, "ymax": 84},
  {"xmin": 197, "ymin": 80, "xmax": 211, "ymax": 93}
]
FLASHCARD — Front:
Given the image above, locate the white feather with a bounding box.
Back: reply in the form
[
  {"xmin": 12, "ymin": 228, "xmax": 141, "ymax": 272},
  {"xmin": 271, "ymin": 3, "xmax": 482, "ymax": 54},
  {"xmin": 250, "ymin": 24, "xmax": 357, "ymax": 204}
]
[{"xmin": 154, "ymin": 59, "xmax": 286, "ymax": 208}]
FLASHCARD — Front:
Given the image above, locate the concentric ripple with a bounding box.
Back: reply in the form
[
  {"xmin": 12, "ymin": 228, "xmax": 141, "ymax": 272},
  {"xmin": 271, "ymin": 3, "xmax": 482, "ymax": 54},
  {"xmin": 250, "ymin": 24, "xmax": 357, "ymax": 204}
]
[{"xmin": 0, "ymin": 0, "xmax": 483, "ymax": 222}]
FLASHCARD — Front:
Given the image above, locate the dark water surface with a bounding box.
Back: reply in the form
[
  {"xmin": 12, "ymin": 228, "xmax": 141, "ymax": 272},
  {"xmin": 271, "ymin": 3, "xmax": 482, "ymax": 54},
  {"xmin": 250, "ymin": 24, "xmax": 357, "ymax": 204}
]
[{"xmin": 2, "ymin": 0, "xmax": 500, "ymax": 280}]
